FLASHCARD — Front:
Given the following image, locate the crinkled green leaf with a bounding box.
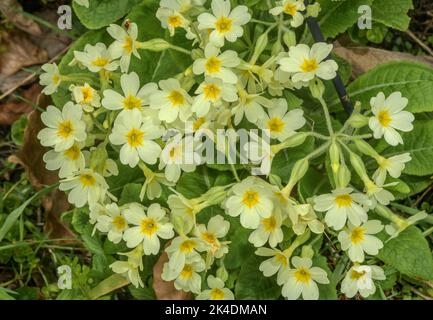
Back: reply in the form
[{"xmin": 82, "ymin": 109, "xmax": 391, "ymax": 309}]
[
  {"xmin": 378, "ymin": 226, "xmax": 433, "ymax": 280},
  {"xmin": 372, "ymin": 0, "xmax": 413, "ymax": 31}
]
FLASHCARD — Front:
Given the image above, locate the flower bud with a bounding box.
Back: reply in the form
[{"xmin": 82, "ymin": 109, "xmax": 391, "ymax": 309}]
[
  {"xmin": 216, "ymin": 266, "xmax": 229, "ymax": 282},
  {"xmin": 306, "ymin": 3, "xmax": 321, "ymax": 18},
  {"xmin": 89, "ymin": 143, "xmax": 108, "ymax": 174},
  {"xmin": 336, "ymin": 163, "xmax": 351, "ymax": 188},
  {"xmin": 329, "ymin": 141, "xmax": 340, "ymax": 173},
  {"xmin": 309, "ymin": 78, "xmax": 325, "ymax": 99},
  {"xmin": 354, "ymin": 139, "xmax": 378, "ymax": 158},
  {"xmin": 251, "ymin": 32, "xmax": 268, "ymax": 64},
  {"xmin": 301, "ymin": 245, "xmax": 314, "ymax": 259},
  {"xmin": 283, "ymin": 30, "xmax": 297, "ymax": 48},
  {"xmin": 349, "ymin": 152, "xmax": 369, "ymax": 181},
  {"xmin": 140, "ymin": 38, "xmax": 170, "ymax": 52},
  {"xmin": 271, "ymin": 41, "xmax": 283, "ymax": 56},
  {"xmin": 347, "ymin": 113, "xmax": 368, "ymax": 129}
]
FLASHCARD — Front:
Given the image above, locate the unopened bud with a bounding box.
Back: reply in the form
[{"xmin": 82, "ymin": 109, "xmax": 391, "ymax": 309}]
[
  {"xmin": 336, "ymin": 164, "xmax": 351, "ymax": 188},
  {"xmin": 271, "ymin": 41, "xmax": 283, "ymax": 56},
  {"xmin": 283, "ymin": 30, "xmax": 297, "ymax": 47},
  {"xmin": 89, "ymin": 143, "xmax": 108, "ymax": 174},
  {"xmin": 309, "ymin": 78, "xmax": 325, "ymax": 99},
  {"xmin": 251, "ymin": 32, "xmax": 268, "ymax": 64},
  {"xmin": 301, "ymin": 245, "xmax": 314, "ymax": 259},
  {"xmin": 216, "ymin": 266, "xmax": 229, "ymax": 282},
  {"xmin": 140, "ymin": 38, "xmax": 170, "ymax": 52},
  {"xmin": 348, "ymin": 113, "xmax": 368, "ymax": 129},
  {"xmin": 349, "ymin": 152, "xmax": 369, "ymax": 181},
  {"xmin": 329, "ymin": 141, "xmax": 341, "ymax": 173},
  {"xmin": 354, "ymin": 139, "xmax": 378, "ymax": 158},
  {"xmin": 290, "ymin": 158, "xmax": 309, "ymax": 185}
]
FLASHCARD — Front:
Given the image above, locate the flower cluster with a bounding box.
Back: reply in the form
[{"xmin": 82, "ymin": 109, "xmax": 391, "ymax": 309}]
[{"xmin": 38, "ymin": 0, "xmax": 418, "ymax": 300}]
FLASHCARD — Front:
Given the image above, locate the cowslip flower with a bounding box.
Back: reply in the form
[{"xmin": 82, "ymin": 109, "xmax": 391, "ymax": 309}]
[
  {"xmin": 192, "ymin": 45, "xmax": 240, "ymax": 84},
  {"xmin": 374, "ymin": 153, "xmax": 412, "ymax": 183},
  {"xmin": 95, "ymin": 203, "xmax": 128, "ymax": 244},
  {"xmin": 43, "ymin": 143, "xmax": 86, "ymax": 178},
  {"xmin": 59, "ymin": 168, "xmax": 108, "ymax": 207},
  {"xmin": 256, "ymin": 247, "xmax": 290, "ymax": 285},
  {"xmin": 74, "ymin": 43, "xmax": 119, "ymax": 73},
  {"xmin": 109, "ymin": 109, "xmax": 163, "ymax": 168},
  {"xmin": 341, "ymin": 264, "xmax": 386, "ymax": 298},
  {"xmin": 248, "ymin": 208, "xmax": 283, "ymax": 248},
  {"xmin": 38, "ymin": 103, "xmax": 86, "ymax": 152},
  {"xmin": 338, "ymin": 220, "xmax": 384, "ymax": 263},
  {"xmin": 195, "ymin": 215, "xmax": 230, "ymax": 258},
  {"xmin": 70, "ymin": 83, "xmax": 101, "ymax": 112},
  {"xmin": 196, "ymin": 275, "xmax": 234, "ymax": 300},
  {"xmin": 281, "ymin": 257, "xmax": 329, "ymax": 300},
  {"xmin": 39, "ymin": 63, "xmax": 61, "ymax": 95},
  {"xmin": 102, "ymin": 72, "xmax": 157, "ymax": 114},
  {"xmin": 197, "ymin": 0, "xmax": 251, "ymax": 47},
  {"xmin": 123, "ymin": 203, "xmax": 174, "ymax": 255},
  {"xmin": 269, "ymin": 0, "xmax": 305, "ymax": 27},
  {"xmin": 314, "ymin": 188, "xmax": 372, "ymax": 231},
  {"xmin": 150, "ymin": 78, "xmax": 193, "ymax": 123},
  {"xmin": 225, "ymin": 177, "xmax": 274, "ymax": 229},
  {"xmin": 107, "ymin": 22, "xmax": 142, "ymax": 73},
  {"xmin": 259, "ymin": 99, "xmax": 306, "ymax": 142},
  {"xmin": 162, "ymin": 255, "xmax": 205, "ymax": 294},
  {"xmin": 278, "ymin": 43, "xmax": 338, "ymax": 83},
  {"xmin": 192, "ymin": 78, "xmax": 238, "ymax": 117},
  {"xmin": 368, "ymin": 92, "xmax": 414, "ymax": 146}
]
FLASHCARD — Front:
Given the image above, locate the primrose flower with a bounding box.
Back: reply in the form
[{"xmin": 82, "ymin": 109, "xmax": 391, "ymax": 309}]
[
  {"xmin": 259, "ymin": 98, "xmax": 306, "ymax": 142},
  {"xmin": 269, "ymin": 0, "xmax": 305, "ymax": 27},
  {"xmin": 140, "ymin": 165, "xmax": 175, "ymax": 200},
  {"xmin": 107, "ymin": 22, "xmax": 142, "ymax": 73},
  {"xmin": 256, "ymin": 247, "xmax": 290, "ymax": 285},
  {"xmin": 314, "ymin": 188, "xmax": 372, "ymax": 231},
  {"xmin": 38, "ymin": 103, "xmax": 86, "ymax": 152},
  {"xmin": 281, "ymin": 257, "xmax": 329, "ymax": 300},
  {"xmin": 150, "ymin": 78, "xmax": 193, "ymax": 123},
  {"xmin": 39, "ymin": 63, "xmax": 61, "ymax": 95},
  {"xmin": 43, "ymin": 143, "xmax": 86, "ymax": 178},
  {"xmin": 195, "ymin": 215, "xmax": 230, "ymax": 258},
  {"xmin": 156, "ymin": 0, "xmax": 192, "ymax": 36},
  {"xmin": 196, "ymin": 275, "xmax": 234, "ymax": 300},
  {"xmin": 225, "ymin": 177, "xmax": 274, "ymax": 229},
  {"xmin": 158, "ymin": 136, "xmax": 198, "ymax": 182},
  {"xmin": 70, "ymin": 83, "xmax": 100, "ymax": 112},
  {"xmin": 365, "ymin": 178, "xmax": 395, "ymax": 206},
  {"xmin": 368, "ymin": 92, "xmax": 414, "ymax": 146},
  {"xmin": 162, "ymin": 255, "xmax": 205, "ymax": 294},
  {"xmin": 374, "ymin": 153, "xmax": 412, "ymax": 183},
  {"xmin": 197, "ymin": 0, "xmax": 251, "ymax": 47},
  {"xmin": 165, "ymin": 236, "xmax": 207, "ymax": 276},
  {"xmin": 288, "ymin": 204, "xmax": 324, "ymax": 235},
  {"xmin": 123, "ymin": 203, "xmax": 174, "ymax": 255},
  {"xmin": 109, "ymin": 109, "xmax": 163, "ymax": 168},
  {"xmin": 192, "ymin": 44, "xmax": 240, "ymax": 84},
  {"xmin": 59, "ymin": 168, "xmax": 108, "ymax": 207},
  {"xmin": 192, "ymin": 78, "xmax": 238, "ymax": 117},
  {"xmin": 110, "ymin": 247, "xmax": 144, "ymax": 288},
  {"xmin": 102, "ymin": 72, "xmax": 157, "ymax": 114},
  {"xmin": 74, "ymin": 43, "xmax": 119, "ymax": 73},
  {"xmin": 341, "ymin": 264, "xmax": 386, "ymax": 298},
  {"xmin": 248, "ymin": 208, "xmax": 284, "ymax": 248},
  {"xmin": 95, "ymin": 203, "xmax": 128, "ymax": 244},
  {"xmin": 278, "ymin": 43, "xmax": 338, "ymax": 83},
  {"xmin": 338, "ymin": 220, "xmax": 384, "ymax": 263},
  {"xmin": 232, "ymin": 90, "xmax": 273, "ymax": 125}
]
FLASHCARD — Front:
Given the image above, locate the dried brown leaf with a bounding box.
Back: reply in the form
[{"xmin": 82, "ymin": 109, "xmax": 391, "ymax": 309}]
[
  {"xmin": 0, "ymin": 0, "xmax": 42, "ymax": 36},
  {"xmin": 0, "ymin": 30, "xmax": 48, "ymax": 76},
  {"xmin": 152, "ymin": 251, "xmax": 192, "ymax": 300},
  {"xmin": 334, "ymin": 44, "xmax": 433, "ymax": 77},
  {"xmin": 0, "ymin": 83, "xmax": 41, "ymax": 125},
  {"xmin": 8, "ymin": 94, "xmax": 75, "ymax": 239}
]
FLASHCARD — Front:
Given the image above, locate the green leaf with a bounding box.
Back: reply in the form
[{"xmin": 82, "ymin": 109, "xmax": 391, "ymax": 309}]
[
  {"xmin": 378, "ymin": 226, "xmax": 433, "ymax": 280},
  {"xmin": 88, "ymin": 274, "xmax": 130, "ymax": 300},
  {"xmin": 304, "ymin": 0, "xmax": 373, "ymax": 42},
  {"xmin": 235, "ymin": 254, "xmax": 281, "ymax": 299},
  {"xmin": 0, "ymin": 287, "xmax": 16, "ymax": 300},
  {"xmin": 176, "ymin": 168, "xmax": 215, "ymax": 198},
  {"xmin": 73, "ymin": 0, "xmax": 142, "ymax": 30},
  {"xmin": 224, "ymin": 222, "xmax": 254, "ymax": 270},
  {"xmin": 372, "ymin": 0, "xmax": 413, "ymax": 31},
  {"xmin": 11, "ymin": 115, "xmax": 28, "ymax": 146},
  {"xmin": 381, "ymin": 120, "xmax": 433, "ymax": 176},
  {"xmin": 0, "ymin": 184, "xmax": 56, "ymax": 242},
  {"xmin": 128, "ymin": 285, "xmax": 156, "ymax": 300},
  {"xmin": 312, "ymin": 255, "xmax": 338, "ymax": 300},
  {"xmin": 328, "ymin": 61, "xmax": 433, "ymax": 114},
  {"xmin": 118, "ymin": 183, "xmax": 142, "ymax": 205}
]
